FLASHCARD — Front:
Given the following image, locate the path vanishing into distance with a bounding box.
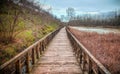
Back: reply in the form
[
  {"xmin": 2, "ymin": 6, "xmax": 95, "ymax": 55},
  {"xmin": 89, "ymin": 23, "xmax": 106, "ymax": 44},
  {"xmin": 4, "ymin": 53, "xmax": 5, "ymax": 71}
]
[{"xmin": 31, "ymin": 27, "xmax": 82, "ymax": 74}]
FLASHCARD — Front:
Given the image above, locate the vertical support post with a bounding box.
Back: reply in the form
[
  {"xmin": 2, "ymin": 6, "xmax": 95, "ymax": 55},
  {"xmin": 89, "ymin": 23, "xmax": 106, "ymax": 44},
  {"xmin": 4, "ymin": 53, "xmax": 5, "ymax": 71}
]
[
  {"xmin": 80, "ymin": 50, "xmax": 82, "ymax": 64},
  {"xmin": 42, "ymin": 42, "xmax": 45, "ymax": 51},
  {"xmin": 16, "ymin": 60, "xmax": 21, "ymax": 74},
  {"xmin": 88, "ymin": 58, "xmax": 92, "ymax": 74},
  {"xmin": 32, "ymin": 48, "xmax": 36, "ymax": 64},
  {"xmin": 95, "ymin": 66, "xmax": 101, "ymax": 74},
  {"xmin": 82, "ymin": 52, "xmax": 86, "ymax": 74},
  {"xmin": 40, "ymin": 42, "xmax": 42, "ymax": 55},
  {"xmin": 37, "ymin": 45, "xmax": 40, "ymax": 59},
  {"xmin": 44, "ymin": 38, "xmax": 47, "ymax": 49},
  {"xmin": 26, "ymin": 53, "xmax": 30, "ymax": 73}
]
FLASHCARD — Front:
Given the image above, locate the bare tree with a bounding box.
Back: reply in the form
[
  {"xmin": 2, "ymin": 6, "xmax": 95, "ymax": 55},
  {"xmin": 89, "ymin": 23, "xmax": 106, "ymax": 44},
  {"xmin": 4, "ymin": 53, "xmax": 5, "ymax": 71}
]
[{"xmin": 66, "ymin": 7, "xmax": 75, "ymax": 21}]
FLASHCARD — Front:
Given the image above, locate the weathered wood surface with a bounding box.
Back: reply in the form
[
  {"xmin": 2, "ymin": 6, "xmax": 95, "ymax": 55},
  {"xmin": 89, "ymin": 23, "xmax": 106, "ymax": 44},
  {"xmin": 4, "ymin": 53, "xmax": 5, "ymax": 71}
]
[
  {"xmin": 31, "ymin": 27, "xmax": 82, "ymax": 74},
  {"xmin": 0, "ymin": 26, "xmax": 111, "ymax": 74}
]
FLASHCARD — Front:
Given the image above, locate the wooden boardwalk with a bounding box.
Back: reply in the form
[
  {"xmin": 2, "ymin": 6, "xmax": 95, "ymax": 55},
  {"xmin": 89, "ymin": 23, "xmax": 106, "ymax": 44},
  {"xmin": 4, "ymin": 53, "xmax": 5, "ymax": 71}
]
[{"xmin": 31, "ymin": 27, "xmax": 82, "ymax": 74}]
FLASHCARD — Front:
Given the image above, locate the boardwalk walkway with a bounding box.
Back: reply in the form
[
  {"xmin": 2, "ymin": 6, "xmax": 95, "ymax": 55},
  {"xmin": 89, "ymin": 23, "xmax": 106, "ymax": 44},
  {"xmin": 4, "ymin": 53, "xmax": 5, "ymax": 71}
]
[{"xmin": 32, "ymin": 27, "xmax": 82, "ymax": 74}]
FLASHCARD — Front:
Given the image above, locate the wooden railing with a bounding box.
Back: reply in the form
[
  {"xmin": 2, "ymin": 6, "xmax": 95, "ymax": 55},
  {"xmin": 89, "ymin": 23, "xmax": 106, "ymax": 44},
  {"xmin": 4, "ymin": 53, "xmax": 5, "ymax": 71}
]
[
  {"xmin": 66, "ymin": 27, "xmax": 111, "ymax": 74},
  {"xmin": 0, "ymin": 27, "xmax": 62, "ymax": 74}
]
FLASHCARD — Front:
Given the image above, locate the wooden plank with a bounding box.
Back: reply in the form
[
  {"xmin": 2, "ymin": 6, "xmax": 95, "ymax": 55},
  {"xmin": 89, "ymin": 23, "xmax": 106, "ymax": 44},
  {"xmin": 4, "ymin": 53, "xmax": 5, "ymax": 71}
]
[{"xmin": 31, "ymin": 27, "xmax": 82, "ymax": 74}]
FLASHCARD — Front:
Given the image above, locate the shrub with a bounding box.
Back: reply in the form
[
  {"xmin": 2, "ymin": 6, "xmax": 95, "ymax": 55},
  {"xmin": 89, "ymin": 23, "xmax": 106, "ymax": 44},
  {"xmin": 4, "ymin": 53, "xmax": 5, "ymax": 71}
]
[{"xmin": 4, "ymin": 46, "xmax": 17, "ymax": 58}]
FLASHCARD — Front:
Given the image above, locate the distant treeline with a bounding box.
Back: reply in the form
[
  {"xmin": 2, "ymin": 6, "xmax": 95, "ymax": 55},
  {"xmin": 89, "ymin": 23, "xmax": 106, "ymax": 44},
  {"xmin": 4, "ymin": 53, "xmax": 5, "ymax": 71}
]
[{"xmin": 68, "ymin": 11, "xmax": 120, "ymax": 27}]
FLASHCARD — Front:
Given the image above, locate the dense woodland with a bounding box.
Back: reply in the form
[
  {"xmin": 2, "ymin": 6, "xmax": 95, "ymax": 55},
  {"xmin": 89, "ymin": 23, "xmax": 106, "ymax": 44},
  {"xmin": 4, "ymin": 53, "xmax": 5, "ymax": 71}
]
[{"xmin": 0, "ymin": 0, "xmax": 62, "ymax": 65}]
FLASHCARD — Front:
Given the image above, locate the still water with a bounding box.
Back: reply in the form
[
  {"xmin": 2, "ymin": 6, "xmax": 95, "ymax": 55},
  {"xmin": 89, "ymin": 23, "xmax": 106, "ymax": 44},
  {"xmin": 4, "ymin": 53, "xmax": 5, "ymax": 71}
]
[{"xmin": 71, "ymin": 26, "xmax": 120, "ymax": 34}]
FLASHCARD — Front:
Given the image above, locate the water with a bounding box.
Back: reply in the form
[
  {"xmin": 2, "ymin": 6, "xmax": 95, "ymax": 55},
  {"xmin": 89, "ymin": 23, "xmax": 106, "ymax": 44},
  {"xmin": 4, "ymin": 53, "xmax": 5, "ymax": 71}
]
[{"xmin": 71, "ymin": 27, "xmax": 120, "ymax": 34}]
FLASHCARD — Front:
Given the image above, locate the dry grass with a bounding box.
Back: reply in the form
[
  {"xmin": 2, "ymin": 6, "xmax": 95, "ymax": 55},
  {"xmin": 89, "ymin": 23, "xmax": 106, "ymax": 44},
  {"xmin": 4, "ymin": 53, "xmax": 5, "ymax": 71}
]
[{"xmin": 69, "ymin": 28, "xmax": 120, "ymax": 74}]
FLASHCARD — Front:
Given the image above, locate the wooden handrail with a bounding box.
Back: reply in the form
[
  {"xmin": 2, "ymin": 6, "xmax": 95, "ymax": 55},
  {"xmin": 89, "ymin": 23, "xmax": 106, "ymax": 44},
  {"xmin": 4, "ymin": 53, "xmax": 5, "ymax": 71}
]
[
  {"xmin": 0, "ymin": 27, "xmax": 62, "ymax": 74},
  {"xmin": 66, "ymin": 27, "xmax": 111, "ymax": 74}
]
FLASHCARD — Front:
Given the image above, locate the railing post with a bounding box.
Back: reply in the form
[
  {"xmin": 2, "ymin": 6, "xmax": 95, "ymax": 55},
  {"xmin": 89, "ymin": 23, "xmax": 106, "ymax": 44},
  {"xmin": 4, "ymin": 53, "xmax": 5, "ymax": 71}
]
[
  {"xmin": 42, "ymin": 42, "xmax": 44, "ymax": 52},
  {"xmin": 32, "ymin": 48, "xmax": 36, "ymax": 64},
  {"xmin": 26, "ymin": 53, "xmax": 30, "ymax": 73},
  {"xmin": 79, "ymin": 50, "xmax": 82, "ymax": 64},
  {"xmin": 16, "ymin": 60, "xmax": 21, "ymax": 74},
  {"xmin": 82, "ymin": 52, "xmax": 85, "ymax": 74},
  {"xmin": 96, "ymin": 67, "xmax": 101, "ymax": 74},
  {"xmin": 76, "ymin": 45, "xmax": 80, "ymax": 60},
  {"xmin": 88, "ymin": 59, "xmax": 92, "ymax": 74},
  {"xmin": 37, "ymin": 45, "xmax": 40, "ymax": 59},
  {"xmin": 40, "ymin": 42, "xmax": 42, "ymax": 55}
]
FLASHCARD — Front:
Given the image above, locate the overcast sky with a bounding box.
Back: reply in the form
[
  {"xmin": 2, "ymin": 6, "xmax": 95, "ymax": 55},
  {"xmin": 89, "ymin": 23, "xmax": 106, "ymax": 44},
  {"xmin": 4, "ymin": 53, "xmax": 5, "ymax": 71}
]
[{"xmin": 36, "ymin": 0, "xmax": 120, "ymax": 18}]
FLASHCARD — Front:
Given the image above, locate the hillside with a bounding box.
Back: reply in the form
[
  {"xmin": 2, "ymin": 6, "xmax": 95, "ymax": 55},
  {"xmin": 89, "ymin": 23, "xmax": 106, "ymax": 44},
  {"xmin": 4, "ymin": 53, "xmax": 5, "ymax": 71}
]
[{"xmin": 0, "ymin": 0, "xmax": 61, "ymax": 65}]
